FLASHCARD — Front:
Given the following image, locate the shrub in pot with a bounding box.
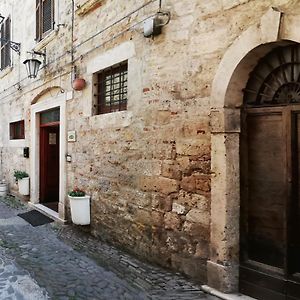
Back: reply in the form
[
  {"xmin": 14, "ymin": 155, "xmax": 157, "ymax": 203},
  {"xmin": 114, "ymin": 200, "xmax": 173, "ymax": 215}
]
[
  {"xmin": 68, "ymin": 188, "xmax": 90, "ymax": 225},
  {"xmin": 14, "ymin": 171, "xmax": 30, "ymax": 196}
]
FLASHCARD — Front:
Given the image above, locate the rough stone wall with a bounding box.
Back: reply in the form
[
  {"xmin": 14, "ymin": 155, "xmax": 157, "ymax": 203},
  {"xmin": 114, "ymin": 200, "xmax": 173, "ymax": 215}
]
[{"xmin": 0, "ymin": 0, "xmax": 298, "ymax": 283}]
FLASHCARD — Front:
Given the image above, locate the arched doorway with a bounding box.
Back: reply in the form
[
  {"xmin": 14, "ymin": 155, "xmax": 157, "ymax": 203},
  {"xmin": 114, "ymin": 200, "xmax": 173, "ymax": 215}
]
[{"xmin": 240, "ymin": 44, "xmax": 300, "ymax": 300}]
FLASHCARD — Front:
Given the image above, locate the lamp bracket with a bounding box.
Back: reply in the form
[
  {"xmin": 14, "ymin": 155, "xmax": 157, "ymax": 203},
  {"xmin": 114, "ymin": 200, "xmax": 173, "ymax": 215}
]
[
  {"xmin": 28, "ymin": 49, "xmax": 47, "ymax": 64},
  {"xmin": 0, "ymin": 38, "xmax": 21, "ymax": 54}
]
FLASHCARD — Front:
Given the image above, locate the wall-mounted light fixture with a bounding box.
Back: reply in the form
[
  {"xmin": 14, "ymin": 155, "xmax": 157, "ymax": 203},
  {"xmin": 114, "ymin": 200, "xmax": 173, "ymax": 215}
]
[
  {"xmin": 143, "ymin": 11, "xmax": 171, "ymax": 38},
  {"xmin": 23, "ymin": 50, "xmax": 46, "ymax": 79}
]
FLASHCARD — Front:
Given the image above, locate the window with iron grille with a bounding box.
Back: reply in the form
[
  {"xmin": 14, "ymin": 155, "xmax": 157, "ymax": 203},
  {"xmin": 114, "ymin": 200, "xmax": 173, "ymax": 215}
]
[
  {"xmin": 36, "ymin": 0, "xmax": 54, "ymax": 41},
  {"xmin": 97, "ymin": 62, "xmax": 128, "ymax": 114},
  {"xmin": 0, "ymin": 17, "xmax": 11, "ymax": 70},
  {"xmin": 10, "ymin": 120, "xmax": 25, "ymax": 140}
]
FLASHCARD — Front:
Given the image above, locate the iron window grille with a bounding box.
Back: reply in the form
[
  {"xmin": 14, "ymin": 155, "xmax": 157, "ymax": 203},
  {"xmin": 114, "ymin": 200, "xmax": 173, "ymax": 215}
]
[
  {"xmin": 36, "ymin": 0, "xmax": 54, "ymax": 41},
  {"xmin": 10, "ymin": 120, "xmax": 25, "ymax": 140},
  {"xmin": 0, "ymin": 17, "xmax": 11, "ymax": 70},
  {"xmin": 97, "ymin": 62, "xmax": 128, "ymax": 114}
]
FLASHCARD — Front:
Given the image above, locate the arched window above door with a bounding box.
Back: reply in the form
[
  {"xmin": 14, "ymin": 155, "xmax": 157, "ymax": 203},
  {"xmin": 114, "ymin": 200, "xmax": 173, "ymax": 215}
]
[{"xmin": 244, "ymin": 44, "xmax": 300, "ymax": 106}]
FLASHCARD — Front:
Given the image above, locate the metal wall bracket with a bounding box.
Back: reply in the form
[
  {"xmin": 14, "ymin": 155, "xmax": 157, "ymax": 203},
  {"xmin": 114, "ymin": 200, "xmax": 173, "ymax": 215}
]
[{"xmin": 0, "ymin": 38, "xmax": 21, "ymax": 54}]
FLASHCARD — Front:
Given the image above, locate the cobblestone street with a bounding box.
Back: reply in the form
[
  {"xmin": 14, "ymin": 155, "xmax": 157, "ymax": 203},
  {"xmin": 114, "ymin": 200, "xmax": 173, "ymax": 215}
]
[{"xmin": 0, "ymin": 196, "xmax": 217, "ymax": 300}]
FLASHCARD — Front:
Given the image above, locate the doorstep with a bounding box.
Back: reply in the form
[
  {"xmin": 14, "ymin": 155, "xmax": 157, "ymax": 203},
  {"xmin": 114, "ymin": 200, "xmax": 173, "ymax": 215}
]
[
  {"xmin": 201, "ymin": 285, "xmax": 256, "ymax": 300},
  {"xmin": 29, "ymin": 203, "xmax": 67, "ymax": 224}
]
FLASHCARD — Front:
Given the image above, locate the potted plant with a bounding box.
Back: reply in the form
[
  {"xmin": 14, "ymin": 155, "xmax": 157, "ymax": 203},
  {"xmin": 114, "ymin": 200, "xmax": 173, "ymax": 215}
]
[
  {"xmin": 68, "ymin": 188, "xmax": 91, "ymax": 225},
  {"xmin": 14, "ymin": 171, "xmax": 30, "ymax": 196}
]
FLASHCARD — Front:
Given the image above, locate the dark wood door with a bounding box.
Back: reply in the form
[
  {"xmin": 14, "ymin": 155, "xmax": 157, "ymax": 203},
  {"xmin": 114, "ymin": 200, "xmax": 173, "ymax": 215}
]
[
  {"xmin": 40, "ymin": 125, "xmax": 60, "ymax": 204},
  {"xmin": 240, "ymin": 106, "xmax": 300, "ymax": 300}
]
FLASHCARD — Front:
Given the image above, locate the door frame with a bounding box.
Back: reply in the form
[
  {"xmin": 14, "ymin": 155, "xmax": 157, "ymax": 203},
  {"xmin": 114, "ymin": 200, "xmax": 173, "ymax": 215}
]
[{"xmin": 30, "ymin": 91, "xmax": 71, "ymax": 221}]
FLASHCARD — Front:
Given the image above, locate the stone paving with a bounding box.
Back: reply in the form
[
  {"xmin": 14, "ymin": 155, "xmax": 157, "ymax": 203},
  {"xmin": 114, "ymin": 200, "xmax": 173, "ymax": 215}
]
[{"xmin": 0, "ymin": 196, "xmax": 218, "ymax": 300}]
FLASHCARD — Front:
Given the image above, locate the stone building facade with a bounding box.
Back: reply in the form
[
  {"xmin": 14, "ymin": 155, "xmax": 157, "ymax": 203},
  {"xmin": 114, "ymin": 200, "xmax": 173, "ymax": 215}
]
[{"xmin": 1, "ymin": 0, "xmax": 300, "ymax": 298}]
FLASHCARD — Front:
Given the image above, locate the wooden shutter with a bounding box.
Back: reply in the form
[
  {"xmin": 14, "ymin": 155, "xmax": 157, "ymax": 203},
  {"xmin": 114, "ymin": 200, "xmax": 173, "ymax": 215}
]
[
  {"xmin": 36, "ymin": 0, "xmax": 54, "ymax": 41},
  {"xmin": 36, "ymin": 0, "xmax": 41, "ymax": 41},
  {"xmin": 0, "ymin": 17, "xmax": 11, "ymax": 70},
  {"xmin": 42, "ymin": 0, "xmax": 54, "ymax": 35},
  {"xmin": 4, "ymin": 18, "xmax": 11, "ymax": 68},
  {"xmin": 0, "ymin": 23, "xmax": 4, "ymax": 70}
]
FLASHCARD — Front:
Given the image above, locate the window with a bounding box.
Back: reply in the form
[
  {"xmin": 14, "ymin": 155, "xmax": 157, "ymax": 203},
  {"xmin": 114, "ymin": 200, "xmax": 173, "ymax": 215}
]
[
  {"xmin": 36, "ymin": 0, "xmax": 54, "ymax": 41},
  {"xmin": 0, "ymin": 17, "xmax": 11, "ymax": 70},
  {"xmin": 97, "ymin": 62, "xmax": 128, "ymax": 114},
  {"xmin": 10, "ymin": 120, "xmax": 25, "ymax": 140}
]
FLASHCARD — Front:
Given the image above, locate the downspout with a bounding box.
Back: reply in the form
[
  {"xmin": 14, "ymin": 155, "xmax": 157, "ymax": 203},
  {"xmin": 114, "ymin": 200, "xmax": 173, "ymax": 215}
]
[{"xmin": 71, "ymin": 0, "xmax": 76, "ymax": 83}]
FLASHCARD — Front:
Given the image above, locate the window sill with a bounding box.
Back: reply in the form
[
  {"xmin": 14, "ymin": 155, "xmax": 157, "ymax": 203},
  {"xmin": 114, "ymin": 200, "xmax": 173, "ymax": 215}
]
[
  {"xmin": 89, "ymin": 110, "xmax": 133, "ymax": 129},
  {"xmin": 76, "ymin": 0, "xmax": 104, "ymax": 16},
  {"xmin": 34, "ymin": 30, "xmax": 58, "ymax": 51},
  {"xmin": 0, "ymin": 66, "xmax": 13, "ymax": 79}
]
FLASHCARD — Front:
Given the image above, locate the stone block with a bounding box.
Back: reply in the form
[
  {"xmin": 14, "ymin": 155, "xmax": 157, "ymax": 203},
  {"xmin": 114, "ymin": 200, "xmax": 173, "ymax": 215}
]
[
  {"xmin": 139, "ymin": 176, "xmax": 179, "ymax": 195},
  {"xmin": 186, "ymin": 209, "xmax": 210, "ymax": 226},
  {"xmin": 177, "ymin": 138, "xmax": 210, "ymax": 156},
  {"xmin": 171, "ymin": 254, "xmax": 207, "ymax": 284},
  {"xmin": 172, "ymin": 202, "xmax": 187, "ymax": 215},
  {"xmin": 161, "ymin": 160, "xmax": 182, "ymax": 180},
  {"xmin": 164, "ymin": 212, "xmax": 182, "ymax": 230},
  {"xmin": 183, "ymin": 221, "xmax": 210, "ymax": 240},
  {"xmin": 181, "ymin": 174, "xmax": 211, "ymax": 193},
  {"xmin": 135, "ymin": 209, "xmax": 163, "ymax": 227}
]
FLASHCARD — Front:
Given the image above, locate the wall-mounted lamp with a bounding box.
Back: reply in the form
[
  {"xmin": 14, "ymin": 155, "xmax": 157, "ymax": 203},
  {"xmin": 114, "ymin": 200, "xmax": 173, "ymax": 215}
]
[
  {"xmin": 23, "ymin": 50, "xmax": 46, "ymax": 79},
  {"xmin": 143, "ymin": 11, "xmax": 171, "ymax": 38}
]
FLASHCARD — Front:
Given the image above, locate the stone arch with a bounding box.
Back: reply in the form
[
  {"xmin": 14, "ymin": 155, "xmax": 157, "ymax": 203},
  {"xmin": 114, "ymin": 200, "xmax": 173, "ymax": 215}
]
[
  {"xmin": 31, "ymin": 86, "xmax": 65, "ymax": 105},
  {"xmin": 207, "ymin": 7, "xmax": 300, "ymax": 293}
]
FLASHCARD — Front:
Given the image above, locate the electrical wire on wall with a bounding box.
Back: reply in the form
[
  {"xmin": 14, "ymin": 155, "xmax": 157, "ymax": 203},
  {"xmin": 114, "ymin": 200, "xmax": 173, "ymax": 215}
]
[{"xmin": 0, "ymin": 0, "xmax": 169, "ymax": 100}]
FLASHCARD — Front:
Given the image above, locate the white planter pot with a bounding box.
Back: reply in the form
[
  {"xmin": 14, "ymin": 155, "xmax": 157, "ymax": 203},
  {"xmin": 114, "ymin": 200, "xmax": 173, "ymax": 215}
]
[
  {"xmin": 18, "ymin": 177, "xmax": 30, "ymax": 196},
  {"xmin": 0, "ymin": 183, "xmax": 7, "ymax": 197},
  {"xmin": 68, "ymin": 195, "xmax": 91, "ymax": 225}
]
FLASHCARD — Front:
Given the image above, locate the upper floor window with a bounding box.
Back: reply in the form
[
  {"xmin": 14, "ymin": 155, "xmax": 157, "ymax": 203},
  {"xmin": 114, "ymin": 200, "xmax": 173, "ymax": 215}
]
[
  {"xmin": 10, "ymin": 120, "xmax": 25, "ymax": 140},
  {"xmin": 0, "ymin": 17, "xmax": 11, "ymax": 70},
  {"xmin": 97, "ymin": 62, "xmax": 128, "ymax": 115},
  {"xmin": 36, "ymin": 0, "xmax": 54, "ymax": 41}
]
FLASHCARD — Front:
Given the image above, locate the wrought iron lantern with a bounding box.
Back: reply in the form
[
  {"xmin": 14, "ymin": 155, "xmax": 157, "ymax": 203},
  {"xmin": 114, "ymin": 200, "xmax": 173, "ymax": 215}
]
[
  {"xmin": 23, "ymin": 50, "xmax": 46, "ymax": 79},
  {"xmin": 23, "ymin": 58, "xmax": 42, "ymax": 79}
]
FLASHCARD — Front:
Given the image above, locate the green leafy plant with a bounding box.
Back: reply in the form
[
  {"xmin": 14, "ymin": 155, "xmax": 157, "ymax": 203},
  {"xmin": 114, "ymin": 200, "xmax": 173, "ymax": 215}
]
[
  {"xmin": 14, "ymin": 170, "xmax": 29, "ymax": 181},
  {"xmin": 68, "ymin": 188, "xmax": 86, "ymax": 197}
]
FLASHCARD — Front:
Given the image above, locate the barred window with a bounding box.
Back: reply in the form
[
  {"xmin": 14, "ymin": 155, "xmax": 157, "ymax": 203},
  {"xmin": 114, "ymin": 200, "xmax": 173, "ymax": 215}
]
[
  {"xmin": 0, "ymin": 17, "xmax": 11, "ymax": 70},
  {"xmin": 97, "ymin": 62, "xmax": 128, "ymax": 114},
  {"xmin": 10, "ymin": 120, "xmax": 25, "ymax": 140},
  {"xmin": 36, "ymin": 0, "xmax": 54, "ymax": 41}
]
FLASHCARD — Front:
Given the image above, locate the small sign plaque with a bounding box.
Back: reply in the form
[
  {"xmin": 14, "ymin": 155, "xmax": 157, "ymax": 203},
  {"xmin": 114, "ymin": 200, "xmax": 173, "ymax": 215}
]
[
  {"xmin": 49, "ymin": 133, "xmax": 56, "ymax": 145},
  {"xmin": 68, "ymin": 131, "xmax": 76, "ymax": 142}
]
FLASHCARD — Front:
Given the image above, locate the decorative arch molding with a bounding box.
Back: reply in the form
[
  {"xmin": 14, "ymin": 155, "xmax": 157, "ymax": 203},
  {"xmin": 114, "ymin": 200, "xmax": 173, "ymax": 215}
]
[
  {"xmin": 207, "ymin": 7, "xmax": 300, "ymax": 293},
  {"xmin": 31, "ymin": 86, "xmax": 65, "ymax": 105}
]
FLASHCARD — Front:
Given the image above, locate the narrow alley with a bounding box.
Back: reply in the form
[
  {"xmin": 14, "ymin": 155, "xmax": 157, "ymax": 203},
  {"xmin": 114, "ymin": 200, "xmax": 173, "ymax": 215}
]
[{"xmin": 0, "ymin": 196, "xmax": 217, "ymax": 300}]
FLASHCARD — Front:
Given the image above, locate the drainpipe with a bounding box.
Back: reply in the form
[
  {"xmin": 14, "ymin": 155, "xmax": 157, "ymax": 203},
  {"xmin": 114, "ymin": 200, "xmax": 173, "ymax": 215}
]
[
  {"xmin": 0, "ymin": 148, "xmax": 2, "ymax": 180},
  {"xmin": 71, "ymin": 0, "xmax": 76, "ymax": 83}
]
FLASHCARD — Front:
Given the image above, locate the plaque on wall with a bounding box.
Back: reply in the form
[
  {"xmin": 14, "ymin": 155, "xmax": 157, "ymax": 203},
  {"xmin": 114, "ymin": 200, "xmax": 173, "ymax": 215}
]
[
  {"xmin": 49, "ymin": 133, "xmax": 57, "ymax": 145},
  {"xmin": 68, "ymin": 131, "xmax": 76, "ymax": 142}
]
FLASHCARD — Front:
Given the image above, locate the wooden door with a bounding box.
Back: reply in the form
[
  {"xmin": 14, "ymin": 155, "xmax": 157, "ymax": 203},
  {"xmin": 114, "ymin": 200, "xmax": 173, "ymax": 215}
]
[
  {"xmin": 240, "ymin": 106, "xmax": 300, "ymax": 300},
  {"xmin": 40, "ymin": 125, "xmax": 60, "ymax": 204}
]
